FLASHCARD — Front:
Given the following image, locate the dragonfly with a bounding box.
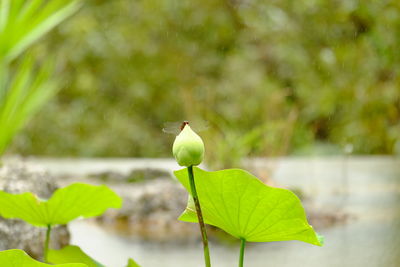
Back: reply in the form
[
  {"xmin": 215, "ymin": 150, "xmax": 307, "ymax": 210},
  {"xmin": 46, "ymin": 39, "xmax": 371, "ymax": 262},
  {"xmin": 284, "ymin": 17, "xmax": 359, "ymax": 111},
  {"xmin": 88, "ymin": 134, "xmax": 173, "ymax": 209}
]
[{"xmin": 162, "ymin": 120, "xmax": 209, "ymax": 135}]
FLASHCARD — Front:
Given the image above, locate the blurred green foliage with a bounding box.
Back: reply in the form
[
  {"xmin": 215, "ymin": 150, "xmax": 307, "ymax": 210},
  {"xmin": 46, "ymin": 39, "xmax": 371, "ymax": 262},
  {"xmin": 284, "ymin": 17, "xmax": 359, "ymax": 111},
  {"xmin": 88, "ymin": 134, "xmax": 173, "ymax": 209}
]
[
  {"xmin": 9, "ymin": 0, "xmax": 400, "ymax": 167},
  {"xmin": 0, "ymin": 0, "xmax": 81, "ymax": 157}
]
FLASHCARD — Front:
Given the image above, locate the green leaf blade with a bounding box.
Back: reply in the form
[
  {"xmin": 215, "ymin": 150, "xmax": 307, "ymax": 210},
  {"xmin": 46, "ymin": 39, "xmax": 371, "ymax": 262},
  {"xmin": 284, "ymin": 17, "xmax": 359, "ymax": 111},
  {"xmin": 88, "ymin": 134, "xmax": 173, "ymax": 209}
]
[
  {"xmin": 0, "ymin": 191, "xmax": 46, "ymax": 226},
  {"xmin": 174, "ymin": 167, "xmax": 323, "ymax": 246},
  {"xmin": 0, "ymin": 249, "xmax": 87, "ymax": 267}
]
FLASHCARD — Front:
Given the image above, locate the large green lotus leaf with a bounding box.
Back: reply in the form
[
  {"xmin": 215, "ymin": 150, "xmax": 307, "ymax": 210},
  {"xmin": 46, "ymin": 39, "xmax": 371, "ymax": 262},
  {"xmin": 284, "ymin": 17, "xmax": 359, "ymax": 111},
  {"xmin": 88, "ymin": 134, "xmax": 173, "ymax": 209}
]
[
  {"xmin": 0, "ymin": 183, "xmax": 122, "ymax": 227},
  {"xmin": 48, "ymin": 246, "xmax": 105, "ymax": 267},
  {"xmin": 174, "ymin": 167, "xmax": 323, "ymax": 246},
  {"xmin": 0, "ymin": 249, "xmax": 87, "ymax": 267}
]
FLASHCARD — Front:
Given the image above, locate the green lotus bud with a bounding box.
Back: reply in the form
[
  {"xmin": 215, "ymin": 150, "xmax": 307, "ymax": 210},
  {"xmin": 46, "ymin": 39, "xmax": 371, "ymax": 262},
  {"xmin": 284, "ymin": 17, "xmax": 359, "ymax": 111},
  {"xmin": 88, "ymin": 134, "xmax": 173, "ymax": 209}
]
[{"xmin": 173, "ymin": 123, "xmax": 204, "ymax": 167}]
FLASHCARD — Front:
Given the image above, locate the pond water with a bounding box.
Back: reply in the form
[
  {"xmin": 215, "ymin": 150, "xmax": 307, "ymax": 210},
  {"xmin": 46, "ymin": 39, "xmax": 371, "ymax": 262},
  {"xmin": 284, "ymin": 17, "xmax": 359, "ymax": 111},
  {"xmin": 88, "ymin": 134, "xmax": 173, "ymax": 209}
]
[{"xmin": 37, "ymin": 157, "xmax": 400, "ymax": 267}]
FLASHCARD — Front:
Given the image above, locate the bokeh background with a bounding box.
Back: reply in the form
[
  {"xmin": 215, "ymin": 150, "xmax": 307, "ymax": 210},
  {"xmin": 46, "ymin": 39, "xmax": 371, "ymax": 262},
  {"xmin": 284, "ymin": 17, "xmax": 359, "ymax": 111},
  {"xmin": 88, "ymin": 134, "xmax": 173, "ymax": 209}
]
[
  {"xmin": 8, "ymin": 0, "xmax": 400, "ymax": 168},
  {"xmin": 1, "ymin": 1, "xmax": 400, "ymax": 267}
]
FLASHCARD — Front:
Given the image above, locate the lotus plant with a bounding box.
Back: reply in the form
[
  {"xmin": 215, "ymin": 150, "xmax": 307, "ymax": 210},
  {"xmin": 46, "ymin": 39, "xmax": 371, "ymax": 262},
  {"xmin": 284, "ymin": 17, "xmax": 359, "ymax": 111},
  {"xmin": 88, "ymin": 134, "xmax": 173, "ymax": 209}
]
[
  {"xmin": 172, "ymin": 121, "xmax": 211, "ymax": 267},
  {"xmin": 172, "ymin": 121, "xmax": 323, "ymax": 267}
]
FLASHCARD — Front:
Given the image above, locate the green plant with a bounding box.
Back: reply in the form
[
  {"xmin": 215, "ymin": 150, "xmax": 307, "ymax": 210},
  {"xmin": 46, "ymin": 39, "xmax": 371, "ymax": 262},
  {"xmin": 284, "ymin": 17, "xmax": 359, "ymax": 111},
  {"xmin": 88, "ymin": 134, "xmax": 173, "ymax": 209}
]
[
  {"xmin": 0, "ymin": 0, "xmax": 81, "ymax": 157},
  {"xmin": 0, "ymin": 183, "xmax": 142, "ymax": 266},
  {"xmin": 0, "ymin": 123, "xmax": 322, "ymax": 267},
  {"xmin": 172, "ymin": 124, "xmax": 322, "ymax": 267},
  {"xmin": 172, "ymin": 123, "xmax": 211, "ymax": 267},
  {"xmin": 176, "ymin": 167, "xmax": 323, "ymax": 266}
]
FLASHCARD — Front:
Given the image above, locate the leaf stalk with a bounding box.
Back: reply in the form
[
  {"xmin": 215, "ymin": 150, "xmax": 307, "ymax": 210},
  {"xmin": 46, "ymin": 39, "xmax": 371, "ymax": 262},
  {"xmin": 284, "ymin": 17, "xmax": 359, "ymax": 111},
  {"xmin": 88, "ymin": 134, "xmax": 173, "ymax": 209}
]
[
  {"xmin": 239, "ymin": 238, "xmax": 246, "ymax": 267},
  {"xmin": 187, "ymin": 165, "xmax": 211, "ymax": 267},
  {"xmin": 44, "ymin": 224, "xmax": 52, "ymax": 263}
]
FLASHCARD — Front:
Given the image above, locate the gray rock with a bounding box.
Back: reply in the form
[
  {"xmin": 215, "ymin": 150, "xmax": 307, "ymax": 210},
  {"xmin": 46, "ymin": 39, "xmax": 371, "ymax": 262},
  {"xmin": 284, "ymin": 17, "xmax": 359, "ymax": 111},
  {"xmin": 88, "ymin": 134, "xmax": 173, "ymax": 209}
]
[
  {"xmin": 87, "ymin": 168, "xmax": 172, "ymax": 183},
  {"xmin": 0, "ymin": 160, "xmax": 70, "ymax": 259}
]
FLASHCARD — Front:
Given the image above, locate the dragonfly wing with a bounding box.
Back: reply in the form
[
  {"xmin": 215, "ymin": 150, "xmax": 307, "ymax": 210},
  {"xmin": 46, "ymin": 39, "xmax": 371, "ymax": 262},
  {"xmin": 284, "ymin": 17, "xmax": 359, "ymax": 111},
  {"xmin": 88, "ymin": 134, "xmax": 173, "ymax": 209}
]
[
  {"xmin": 162, "ymin": 122, "xmax": 181, "ymax": 135},
  {"xmin": 162, "ymin": 120, "xmax": 209, "ymax": 135},
  {"xmin": 191, "ymin": 119, "xmax": 210, "ymax": 132}
]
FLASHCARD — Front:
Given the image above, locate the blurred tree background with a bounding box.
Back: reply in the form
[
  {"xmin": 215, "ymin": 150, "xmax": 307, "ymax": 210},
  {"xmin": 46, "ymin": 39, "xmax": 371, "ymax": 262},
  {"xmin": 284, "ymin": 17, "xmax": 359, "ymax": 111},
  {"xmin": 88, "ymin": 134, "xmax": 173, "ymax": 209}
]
[{"xmin": 8, "ymin": 0, "xmax": 400, "ymax": 168}]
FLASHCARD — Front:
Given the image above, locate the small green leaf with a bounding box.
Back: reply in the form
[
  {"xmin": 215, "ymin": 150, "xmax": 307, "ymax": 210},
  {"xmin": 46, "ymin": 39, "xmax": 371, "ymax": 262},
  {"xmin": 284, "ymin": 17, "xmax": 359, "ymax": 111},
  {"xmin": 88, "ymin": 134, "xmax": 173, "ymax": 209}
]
[
  {"xmin": 0, "ymin": 183, "xmax": 122, "ymax": 227},
  {"xmin": 174, "ymin": 167, "xmax": 323, "ymax": 246},
  {"xmin": 126, "ymin": 258, "xmax": 141, "ymax": 267},
  {"xmin": 48, "ymin": 245, "xmax": 105, "ymax": 267},
  {"xmin": 0, "ymin": 249, "xmax": 87, "ymax": 267}
]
